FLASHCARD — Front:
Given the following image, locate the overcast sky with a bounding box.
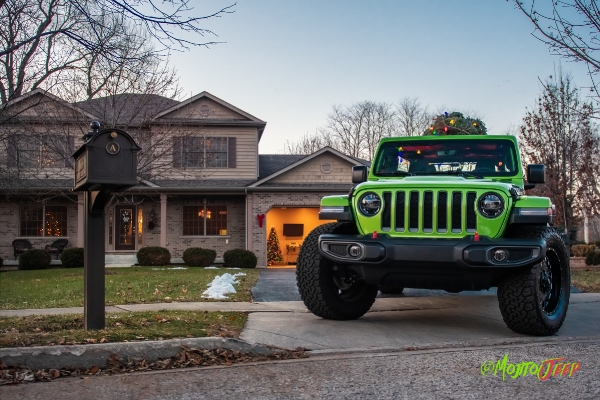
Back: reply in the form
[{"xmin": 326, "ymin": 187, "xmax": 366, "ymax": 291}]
[{"xmin": 169, "ymin": 0, "xmax": 591, "ymax": 154}]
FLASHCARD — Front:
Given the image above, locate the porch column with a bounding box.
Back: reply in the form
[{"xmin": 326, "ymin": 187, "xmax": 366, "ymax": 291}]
[
  {"xmin": 77, "ymin": 192, "xmax": 85, "ymax": 248},
  {"xmin": 160, "ymin": 193, "xmax": 167, "ymax": 247},
  {"xmin": 246, "ymin": 192, "xmax": 253, "ymax": 251}
]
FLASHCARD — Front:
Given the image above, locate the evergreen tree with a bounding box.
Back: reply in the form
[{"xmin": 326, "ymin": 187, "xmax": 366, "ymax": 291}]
[
  {"xmin": 424, "ymin": 112, "xmax": 486, "ymax": 136},
  {"xmin": 267, "ymin": 227, "xmax": 284, "ymax": 266}
]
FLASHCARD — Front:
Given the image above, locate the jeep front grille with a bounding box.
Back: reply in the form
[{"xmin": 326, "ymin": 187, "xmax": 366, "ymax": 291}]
[{"xmin": 384, "ymin": 190, "xmax": 478, "ymax": 235}]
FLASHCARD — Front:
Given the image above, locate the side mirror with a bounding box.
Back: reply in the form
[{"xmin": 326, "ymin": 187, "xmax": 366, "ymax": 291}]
[
  {"xmin": 352, "ymin": 165, "xmax": 368, "ymax": 184},
  {"xmin": 527, "ymin": 164, "xmax": 546, "ymax": 184}
]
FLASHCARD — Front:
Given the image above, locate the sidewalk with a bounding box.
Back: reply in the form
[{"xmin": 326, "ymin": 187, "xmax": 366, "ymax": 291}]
[{"xmin": 0, "ymin": 300, "xmax": 309, "ymax": 318}]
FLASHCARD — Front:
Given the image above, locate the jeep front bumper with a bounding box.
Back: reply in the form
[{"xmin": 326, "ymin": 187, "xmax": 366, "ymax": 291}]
[{"xmin": 318, "ymin": 234, "xmax": 546, "ymax": 270}]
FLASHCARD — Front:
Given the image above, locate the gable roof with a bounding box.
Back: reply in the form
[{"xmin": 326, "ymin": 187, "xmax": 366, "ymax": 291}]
[
  {"xmin": 154, "ymin": 91, "xmax": 265, "ymax": 122},
  {"xmin": 250, "ymin": 146, "xmax": 367, "ymax": 187},
  {"xmin": 76, "ymin": 93, "xmax": 180, "ymax": 126},
  {"xmin": 2, "ymin": 88, "xmax": 98, "ymax": 121},
  {"xmin": 153, "ymin": 91, "xmax": 267, "ymax": 140},
  {"xmin": 258, "ymin": 154, "xmax": 307, "ymax": 179}
]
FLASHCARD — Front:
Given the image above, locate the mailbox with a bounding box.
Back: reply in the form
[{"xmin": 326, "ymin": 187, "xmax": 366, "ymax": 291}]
[{"xmin": 72, "ymin": 122, "xmax": 141, "ymax": 192}]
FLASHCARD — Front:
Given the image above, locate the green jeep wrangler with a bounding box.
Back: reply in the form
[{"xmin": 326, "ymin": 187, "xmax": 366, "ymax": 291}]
[{"xmin": 296, "ymin": 131, "xmax": 569, "ymax": 336}]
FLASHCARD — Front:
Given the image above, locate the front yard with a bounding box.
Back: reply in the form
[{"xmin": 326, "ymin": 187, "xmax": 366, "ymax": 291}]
[
  {"xmin": 0, "ymin": 311, "xmax": 247, "ymax": 348},
  {"xmin": 571, "ymin": 268, "xmax": 600, "ymax": 293},
  {"xmin": 0, "ymin": 267, "xmax": 260, "ymax": 310}
]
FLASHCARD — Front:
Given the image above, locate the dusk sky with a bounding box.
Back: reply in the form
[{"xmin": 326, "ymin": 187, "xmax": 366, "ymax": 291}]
[{"xmin": 169, "ymin": 0, "xmax": 592, "ymax": 154}]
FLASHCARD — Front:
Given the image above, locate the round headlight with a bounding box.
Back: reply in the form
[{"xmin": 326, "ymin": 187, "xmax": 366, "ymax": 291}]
[
  {"xmin": 478, "ymin": 193, "xmax": 504, "ymax": 218},
  {"xmin": 358, "ymin": 192, "xmax": 381, "ymax": 216}
]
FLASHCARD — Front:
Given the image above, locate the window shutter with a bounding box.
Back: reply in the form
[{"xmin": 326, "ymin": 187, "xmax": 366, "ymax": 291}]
[
  {"xmin": 228, "ymin": 137, "xmax": 236, "ymax": 168},
  {"xmin": 65, "ymin": 136, "xmax": 75, "ymax": 167},
  {"xmin": 7, "ymin": 135, "xmax": 18, "ymax": 167},
  {"xmin": 173, "ymin": 137, "xmax": 182, "ymax": 168}
]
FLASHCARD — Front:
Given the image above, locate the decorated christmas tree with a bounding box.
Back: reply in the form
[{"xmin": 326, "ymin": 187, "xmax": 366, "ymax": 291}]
[
  {"xmin": 267, "ymin": 227, "xmax": 284, "ymax": 266},
  {"xmin": 424, "ymin": 111, "xmax": 487, "ymax": 136}
]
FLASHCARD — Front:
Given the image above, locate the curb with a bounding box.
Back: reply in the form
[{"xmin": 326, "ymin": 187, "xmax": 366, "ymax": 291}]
[{"xmin": 0, "ymin": 337, "xmax": 279, "ymax": 370}]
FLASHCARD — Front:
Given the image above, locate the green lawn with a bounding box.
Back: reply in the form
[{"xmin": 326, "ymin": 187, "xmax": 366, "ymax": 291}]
[
  {"xmin": 0, "ymin": 267, "xmax": 260, "ymax": 310},
  {"xmin": 0, "ymin": 311, "xmax": 247, "ymax": 348},
  {"xmin": 571, "ymin": 268, "xmax": 600, "ymax": 293}
]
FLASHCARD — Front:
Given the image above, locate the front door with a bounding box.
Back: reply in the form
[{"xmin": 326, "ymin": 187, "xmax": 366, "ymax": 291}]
[{"xmin": 115, "ymin": 205, "xmax": 136, "ymax": 251}]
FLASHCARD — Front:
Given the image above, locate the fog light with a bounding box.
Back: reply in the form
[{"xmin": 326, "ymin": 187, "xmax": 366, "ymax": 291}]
[
  {"xmin": 348, "ymin": 245, "xmax": 362, "ymax": 258},
  {"xmin": 493, "ymin": 249, "xmax": 508, "ymax": 262}
]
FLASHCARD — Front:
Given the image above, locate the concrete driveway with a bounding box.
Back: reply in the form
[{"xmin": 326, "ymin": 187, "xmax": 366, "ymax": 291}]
[{"xmin": 244, "ymin": 269, "xmax": 600, "ymax": 351}]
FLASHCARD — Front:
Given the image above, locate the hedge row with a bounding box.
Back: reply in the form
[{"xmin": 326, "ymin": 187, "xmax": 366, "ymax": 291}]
[
  {"xmin": 572, "ymin": 244, "xmax": 597, "ymax": 257},
  {"xmin": 586, "ymin": 251, "xmax": 600, "ymax": 266},
  {"xmin": 136, "ymin": 247, "xmax": 257, "ymax": 268}
]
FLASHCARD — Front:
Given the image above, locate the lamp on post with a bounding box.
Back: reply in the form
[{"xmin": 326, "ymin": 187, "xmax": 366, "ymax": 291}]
[{"xmin": 147, "ymin": 209, "xmax": 156, "ymax": 230}]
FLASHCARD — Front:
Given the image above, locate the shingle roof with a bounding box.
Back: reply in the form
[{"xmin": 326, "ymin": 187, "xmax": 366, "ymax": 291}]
[
  {"xmin": 75, "ymin": 94, "xmax": 180, "ymax": 126},
  {"xmin": 258, "ymin": 154, "xmax": 307, "ymax": 179},
  {"xmin": 148, "ymin": 179, "xmax": 256, "ymax": 189}
]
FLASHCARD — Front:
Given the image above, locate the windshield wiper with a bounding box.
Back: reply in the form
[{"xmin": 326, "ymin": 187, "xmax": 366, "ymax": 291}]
[{"xmin": 444, "ymin": 170, "xmax": 483, "ymax": 179}]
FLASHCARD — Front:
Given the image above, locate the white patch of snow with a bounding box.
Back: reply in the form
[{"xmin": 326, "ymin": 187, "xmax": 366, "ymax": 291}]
[
  {"xmin": 151, "ymin": 268, "xmax": 165, "ymax": 270},
  {"xmin": 204, "ymin": 266, "xmax": 218, "ymax": 269},
  {"xmin": 202, "ymin": 273, "xmax": 247, "ymax": 300},
  {"xmin": 168, "ymin": 266, "xmax": 188, "ymax": 270}
]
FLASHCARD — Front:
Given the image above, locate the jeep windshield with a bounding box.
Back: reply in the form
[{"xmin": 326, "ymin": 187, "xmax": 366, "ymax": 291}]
[{"xmin": 373, "ymin": 138, "xmax": 518, "ymax": 177}]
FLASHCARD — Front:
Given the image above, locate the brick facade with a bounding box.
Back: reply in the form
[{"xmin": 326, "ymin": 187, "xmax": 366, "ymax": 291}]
[{"xmin": 0, "ymin": 197, "xmax": 80, "ymax": 260}]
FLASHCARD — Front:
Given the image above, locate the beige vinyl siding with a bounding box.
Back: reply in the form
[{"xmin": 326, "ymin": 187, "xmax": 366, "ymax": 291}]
[
  {"xmin": 268, "ymin": 153, "xmax": 354, "ymax": 184},
  {"xmin": 159, "ymin": 127, "xmax": 259, "ymax": 180}
]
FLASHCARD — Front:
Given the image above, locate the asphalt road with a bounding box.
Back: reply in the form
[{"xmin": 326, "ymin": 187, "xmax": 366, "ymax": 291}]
[{"xmin": 3, "ymin": 340, "xmax": 599, "ymax": 399}]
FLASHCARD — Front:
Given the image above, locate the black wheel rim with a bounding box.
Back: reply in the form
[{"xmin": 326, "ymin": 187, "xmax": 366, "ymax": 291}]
[
  {"xmin": 538, "ymin": 248, "xmax": 562, "ymax": 315},
  {"xmin": 333, "ymin": 271, "xmax": 368, "ymax": 301}
]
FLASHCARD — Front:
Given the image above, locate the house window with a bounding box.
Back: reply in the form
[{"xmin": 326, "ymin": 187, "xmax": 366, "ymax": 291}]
[
  {"xmin": 20, "ymin": 205, "xmax": 68, "ymax": 237},
  {"xmin": 174, "ymin": 137, "xmax": 235, "ymax": 168},
  {"xmin": 8, "ymin": 135, "xmax": 74, "ymax": 168},
  {"xmin": 182, "ymin": 205, "xmax": 227, "ymax": 236}
]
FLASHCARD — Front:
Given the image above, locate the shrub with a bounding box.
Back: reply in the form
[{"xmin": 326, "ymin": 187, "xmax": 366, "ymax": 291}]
[
  {"xmin": 182, "ymin": 247, "xmax": 216, "ymax": 268},
  {"xmin": 18, "ymin": 249, "xmax": 51, "ymax": 270},
  {"xmin": 585, "ymin": 251, "xmax": 600, "ymax": 266},
  {"xmin": 60, "ymin": 247, "xmax": 84, "ymax": 268},
  {"xmin": 137, "ymin": 246, "xmax": 171, "ymax": 266},
  {"xmin": 572, "ymin": 244, "xmax": 597, "ymax": 257},
  {"xmin": 223, "ymin": 249, "xmax": 258, "ymax": 269}
]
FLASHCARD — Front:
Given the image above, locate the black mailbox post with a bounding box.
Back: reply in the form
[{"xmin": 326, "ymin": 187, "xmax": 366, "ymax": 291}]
[{"xmin": 73, "ymin": 122, "xmax": 141, "ymax": 330}]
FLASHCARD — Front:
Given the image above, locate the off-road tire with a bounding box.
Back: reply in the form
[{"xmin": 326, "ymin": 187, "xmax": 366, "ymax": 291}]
[
  {"xmin": 296, "ymin": 222, "xmax": 378, "ymax": 320},
  {"xmin": 497, "ymin": 226, "xmax": 570, "ymax": 336},
  {"xmin": 379, "ymin": 286, "xmax": 405, "ymax": 295}
]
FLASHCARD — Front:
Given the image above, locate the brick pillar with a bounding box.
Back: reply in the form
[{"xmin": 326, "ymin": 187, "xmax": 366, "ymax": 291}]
[
  {"xmin": 160, "ymin": 193, "xmax": 167, "ymax": 248},
  {"xmin": 246, "ymin": 193, "xmax": 253, "ymax": 251}
]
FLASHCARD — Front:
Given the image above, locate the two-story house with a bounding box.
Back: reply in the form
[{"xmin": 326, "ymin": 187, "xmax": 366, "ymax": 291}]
[{"xmin": 0, "ymin": 89, "xmax": 367, "ymax": 266}]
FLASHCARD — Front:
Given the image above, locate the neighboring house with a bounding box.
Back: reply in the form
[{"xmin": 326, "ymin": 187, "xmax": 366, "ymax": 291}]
[{"xmin": 0, "ymin": 90, "xmax": 367, "ymax": 266}]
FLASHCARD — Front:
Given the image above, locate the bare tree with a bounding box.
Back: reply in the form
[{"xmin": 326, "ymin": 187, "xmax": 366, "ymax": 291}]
[
  {"xmin": 514, "ymin": 1, "xmax": 600, "ymax": 102},
  {"xmin": 283, "ymin": 130, "xmax": 338, "ymax": 155},
  {"xmin": 0, "ymin": 0, "xmax": 235, "ymax": 60},
  {"xmin": 519, "ymin": 71, "xmax": 600, "ymax": 232},
  {"xmin": 396, "ymin": 97, "xmax": 431, "ymax": 136},
  {"xmin": 0, "ymin": 0, "xmax": 234, "ymax": 104},
  {"xmin": 319, "ymin": 101, "xmax": 397, "ymax": 160}
]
